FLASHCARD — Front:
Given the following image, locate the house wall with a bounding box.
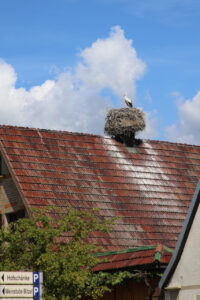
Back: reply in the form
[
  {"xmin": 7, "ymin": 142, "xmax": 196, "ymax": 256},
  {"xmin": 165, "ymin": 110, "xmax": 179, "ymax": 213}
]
[
  {"xmin": 165, "ymin": 289, "xmax": 200, "ymax": 300},
  {"xmin": 0, "ymin": 156, "xmax": 25, "ymax": 226},
  {"xmin": 165, "ymin": 203, "xmax": 200, "ymax": 299},
  {"xmin": 1, "ymin": 177, "xmax": 24, "ymax": 214}
]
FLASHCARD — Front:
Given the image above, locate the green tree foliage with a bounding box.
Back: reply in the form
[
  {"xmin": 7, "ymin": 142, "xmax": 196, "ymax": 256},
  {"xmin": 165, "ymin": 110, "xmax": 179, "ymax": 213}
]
[{"xmin": 0, "ymin": 207, "xmax": 131, "ymax": 299}]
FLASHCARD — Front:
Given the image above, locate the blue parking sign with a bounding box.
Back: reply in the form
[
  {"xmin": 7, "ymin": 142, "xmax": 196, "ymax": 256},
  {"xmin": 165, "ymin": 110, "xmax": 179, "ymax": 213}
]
[
  {"xmin": 33, "ymin": 272, "xmax": 40, "ymax": 284},
  {"xmin": 33, "ymin": 285, "xmax": 40, "ymax": 297}
]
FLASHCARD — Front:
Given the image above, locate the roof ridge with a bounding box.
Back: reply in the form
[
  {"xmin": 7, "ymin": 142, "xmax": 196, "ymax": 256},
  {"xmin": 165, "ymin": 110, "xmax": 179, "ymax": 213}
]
[
  {"xmin": 144, "ymin": 138, "xmax": 200, "ymax": 148},
  {"xmin": 0, "ymin": 124, "xmax": 108, "ymax": 139},
  {"xmin": 0, "ymin": 124, "xmax": 200, "ymax": 148}
]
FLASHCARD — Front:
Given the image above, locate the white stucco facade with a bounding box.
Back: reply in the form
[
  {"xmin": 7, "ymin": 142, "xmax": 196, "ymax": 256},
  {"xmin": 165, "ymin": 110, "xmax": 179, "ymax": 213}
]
[{"xmin": 165, "ymin": 203, "xmax": 200, "ymax": 300}]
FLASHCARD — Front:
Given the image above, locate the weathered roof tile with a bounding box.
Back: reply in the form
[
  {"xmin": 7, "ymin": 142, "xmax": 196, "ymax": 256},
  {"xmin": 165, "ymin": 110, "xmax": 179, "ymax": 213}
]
[{"xmin": 0, "ymin": 125, "xmax": 200, "ymax": 256}]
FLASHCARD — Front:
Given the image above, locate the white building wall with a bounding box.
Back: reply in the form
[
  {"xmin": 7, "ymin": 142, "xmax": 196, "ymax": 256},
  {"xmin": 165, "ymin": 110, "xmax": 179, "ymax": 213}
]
[{"xmin": 166, "ymin": 203, "xmax": 200, "ymax": 299}]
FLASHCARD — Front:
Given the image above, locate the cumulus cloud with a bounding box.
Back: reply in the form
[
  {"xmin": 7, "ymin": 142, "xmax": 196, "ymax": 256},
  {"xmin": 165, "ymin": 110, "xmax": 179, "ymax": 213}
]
[
  {"xmin": 0, "ymin": 26, "xmax": 148, "ymax": 135},
  {"xmin": 138, "ymin": 110, "xmax": 158, "ymax": 140},
  {"xmin": 77, "ymin": 26, "xmax": 146, "ymax": 98},
  {"xmin": 165, "ymin": 91, "xmax": 200, "ymax": 144}
]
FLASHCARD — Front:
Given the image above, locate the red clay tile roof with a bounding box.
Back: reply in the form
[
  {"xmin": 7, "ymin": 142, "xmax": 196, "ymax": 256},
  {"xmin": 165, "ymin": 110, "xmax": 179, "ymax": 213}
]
[
  {"xmin": 0, "ymin": 125, "xmax": 200, "ymax": 255},
  {"xmin": 93, "ymin": 244, "xmax": 173, "ymax": 271}
]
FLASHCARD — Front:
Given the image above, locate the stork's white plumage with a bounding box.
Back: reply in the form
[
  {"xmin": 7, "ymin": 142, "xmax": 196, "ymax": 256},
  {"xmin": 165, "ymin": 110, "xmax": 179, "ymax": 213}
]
[{"xmin": 124, "ymin": 93, "xmax": 133, "ymax": 108}]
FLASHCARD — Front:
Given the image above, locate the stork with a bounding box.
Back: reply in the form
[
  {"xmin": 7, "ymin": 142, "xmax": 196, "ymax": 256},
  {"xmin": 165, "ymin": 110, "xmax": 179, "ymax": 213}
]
[{"xmin": 124, "ymin": 93, "xmax": 133, "ymax": 108}]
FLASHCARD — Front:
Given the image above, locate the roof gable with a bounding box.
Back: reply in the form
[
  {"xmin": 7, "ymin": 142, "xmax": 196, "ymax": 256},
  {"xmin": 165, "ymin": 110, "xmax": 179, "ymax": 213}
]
[{"xmin": 0, "ymin": 125, "xmax": 200, "ymax": 254}]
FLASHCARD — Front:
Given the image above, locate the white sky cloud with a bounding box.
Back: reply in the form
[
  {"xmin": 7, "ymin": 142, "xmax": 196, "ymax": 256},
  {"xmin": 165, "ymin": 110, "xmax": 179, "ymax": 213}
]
[
  {"xmin": 77, "ymin": 26, "xmax": 146, "ymax": 99},
  {"xmin": 165, "ymin": 91, "xmax": 200, "ymax": 144},
  {"xmin": 0, "ymin": 26, "xmax": 150, "ymax": 136},
  {"xmin": 138, "ymin": 110, "xmax": 158, "ymax": 140}
]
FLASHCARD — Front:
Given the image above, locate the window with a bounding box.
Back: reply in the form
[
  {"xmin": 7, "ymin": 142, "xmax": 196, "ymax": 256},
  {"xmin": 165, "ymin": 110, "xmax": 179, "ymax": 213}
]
[
  {"xmin": 6, "ymin": 209, "xmax": 25, "ymax": 223},
  {"xmin": 165, "ymin": 290, "xmax": 179, "ymax": 300}
]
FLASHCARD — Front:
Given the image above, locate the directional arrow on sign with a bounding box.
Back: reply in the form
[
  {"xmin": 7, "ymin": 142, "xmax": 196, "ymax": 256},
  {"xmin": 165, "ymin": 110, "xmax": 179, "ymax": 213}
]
[
  {"xmin": 0, "ymin": 272, "xmax": 43, "ymax": 285},
  {"xmin": 0, "ymin": 284, "xmax": 43, "ymax": 298}
]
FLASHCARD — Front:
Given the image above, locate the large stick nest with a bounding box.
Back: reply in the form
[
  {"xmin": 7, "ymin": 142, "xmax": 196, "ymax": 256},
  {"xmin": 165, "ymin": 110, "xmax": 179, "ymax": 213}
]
[{"xmin": 104, "ymin": 108, "xmax": 145, "ymax": 144}]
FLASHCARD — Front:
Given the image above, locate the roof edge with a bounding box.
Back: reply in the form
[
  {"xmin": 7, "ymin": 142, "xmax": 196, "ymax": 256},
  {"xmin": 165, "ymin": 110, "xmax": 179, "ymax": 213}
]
[
  {"xmin": 95, "ymin": 244, "xmax": 173, "ymax": 258},
  {"xmin": 159, "ymin": 179, "xmax": 200, "ymax": 289},
  {"xmin": 0, "ymin": 140, "xmax": 33, "ymax": 218},
  {"xmin": 94, "ymin": 245, "xmax": 156, "ymax": 257}
]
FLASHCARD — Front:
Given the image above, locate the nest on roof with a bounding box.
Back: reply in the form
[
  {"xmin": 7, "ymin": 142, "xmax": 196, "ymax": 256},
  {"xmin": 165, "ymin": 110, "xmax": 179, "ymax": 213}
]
[{"xmin": 104, "ymin": 107, "xmax": 145, "ymax": 146}]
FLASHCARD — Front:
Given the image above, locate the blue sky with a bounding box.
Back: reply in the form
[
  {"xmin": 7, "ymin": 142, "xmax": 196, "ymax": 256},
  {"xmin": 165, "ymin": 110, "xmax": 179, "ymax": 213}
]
[{"xmin": 1, "ymin": 0, "xmax": 200, "ymax": 144}]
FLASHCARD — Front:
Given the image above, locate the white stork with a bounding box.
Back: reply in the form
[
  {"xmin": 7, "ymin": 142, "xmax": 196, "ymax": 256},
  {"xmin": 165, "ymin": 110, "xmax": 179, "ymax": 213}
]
[{"xmin": 124, "ymin": 93, "xmax": 133, "ymax": 108}]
